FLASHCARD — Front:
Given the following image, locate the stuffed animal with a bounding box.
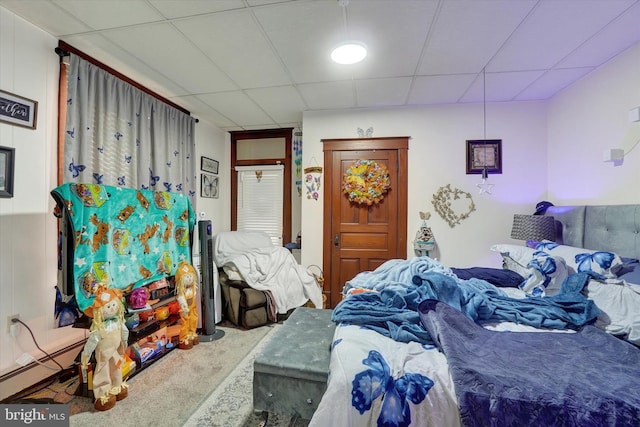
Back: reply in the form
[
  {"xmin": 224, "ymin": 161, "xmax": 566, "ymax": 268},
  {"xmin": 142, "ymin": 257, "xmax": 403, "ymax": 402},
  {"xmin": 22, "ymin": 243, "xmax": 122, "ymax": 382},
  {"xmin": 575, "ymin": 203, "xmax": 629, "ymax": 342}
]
[
  {"xmin": 175, "ymin": 261, "xmax": 199, "ymax": 349},
  {"xmin": 80, "ymin": 284, "xmax": 129, "ymax": 411}
]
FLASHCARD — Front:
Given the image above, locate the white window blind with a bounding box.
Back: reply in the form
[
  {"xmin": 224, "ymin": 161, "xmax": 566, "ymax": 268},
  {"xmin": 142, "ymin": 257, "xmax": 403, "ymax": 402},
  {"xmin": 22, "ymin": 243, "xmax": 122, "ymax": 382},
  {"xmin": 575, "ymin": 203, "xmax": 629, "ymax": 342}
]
[{"xmin": 235, "ymin": 165, "xmax": 284, "ymax": 246}]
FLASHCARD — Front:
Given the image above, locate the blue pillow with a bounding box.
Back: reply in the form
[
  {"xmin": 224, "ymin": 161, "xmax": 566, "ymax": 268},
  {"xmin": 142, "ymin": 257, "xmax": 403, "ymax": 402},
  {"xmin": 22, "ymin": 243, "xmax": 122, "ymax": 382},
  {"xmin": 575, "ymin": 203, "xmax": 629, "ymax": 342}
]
[{"xmin": 618, "ymin": 258, "xmax": 640, "ymax": 284}]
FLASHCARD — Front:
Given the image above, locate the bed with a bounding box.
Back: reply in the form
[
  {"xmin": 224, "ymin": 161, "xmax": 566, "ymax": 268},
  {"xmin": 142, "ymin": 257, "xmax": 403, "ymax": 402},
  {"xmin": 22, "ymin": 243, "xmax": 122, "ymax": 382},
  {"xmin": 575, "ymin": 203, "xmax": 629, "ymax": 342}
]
[{"xmin": 310, "ymin": 204, "xmax": 640, "ymax": 426}]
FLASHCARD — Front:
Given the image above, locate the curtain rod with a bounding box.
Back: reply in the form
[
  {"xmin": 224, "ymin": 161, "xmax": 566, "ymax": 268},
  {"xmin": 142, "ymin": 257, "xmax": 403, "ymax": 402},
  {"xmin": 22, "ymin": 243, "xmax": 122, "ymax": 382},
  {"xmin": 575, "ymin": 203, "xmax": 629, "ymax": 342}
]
[{"xmin": 56, "ymin": 40, "xmax": 191, "ymax": 117}]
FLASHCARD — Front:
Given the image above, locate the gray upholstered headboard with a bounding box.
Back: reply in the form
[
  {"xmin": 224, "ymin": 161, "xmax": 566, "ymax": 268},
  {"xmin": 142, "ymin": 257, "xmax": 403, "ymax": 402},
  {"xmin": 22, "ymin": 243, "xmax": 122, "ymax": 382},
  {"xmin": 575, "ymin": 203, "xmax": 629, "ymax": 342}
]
[{"xmin": 544, "ymin": 205, "xmax": 640, "ymax": 260}]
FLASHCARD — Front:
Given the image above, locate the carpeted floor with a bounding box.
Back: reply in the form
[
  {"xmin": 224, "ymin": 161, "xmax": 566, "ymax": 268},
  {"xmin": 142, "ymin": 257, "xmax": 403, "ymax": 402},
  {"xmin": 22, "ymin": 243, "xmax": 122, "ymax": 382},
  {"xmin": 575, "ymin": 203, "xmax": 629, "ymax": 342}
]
[
  {"xmin": 11, "ymin": 320, "xmax": 316, "ymax": 426},
  {"xmin": 20, "ymin": 322, "xmax": 306, "ymax": 426},
  {"xmin": 70, "ymin": 323, "xmax": 279, "ymax": 427}
]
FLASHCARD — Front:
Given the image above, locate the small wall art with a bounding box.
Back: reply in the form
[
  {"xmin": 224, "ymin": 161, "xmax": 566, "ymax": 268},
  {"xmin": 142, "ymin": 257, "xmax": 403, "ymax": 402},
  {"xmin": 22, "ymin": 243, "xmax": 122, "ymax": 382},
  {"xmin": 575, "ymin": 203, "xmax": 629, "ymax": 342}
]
[
  {"xmin": 466, "ymin": 139, "xmax": 502, "ymax": 174},
  {"xmin": 0, "ymin": 90, "xmax": 38, "ymax": 129},
  {"xmin": 201, "ymin": 173, "xmax": 219, "ymax": 199},
  {"xmin": 0, "ymin": 146, "xmax": 15, "ymax": 198},
  {"xmin": 201, "ymin": 156, "xmax": 219, "ymax": 174}
]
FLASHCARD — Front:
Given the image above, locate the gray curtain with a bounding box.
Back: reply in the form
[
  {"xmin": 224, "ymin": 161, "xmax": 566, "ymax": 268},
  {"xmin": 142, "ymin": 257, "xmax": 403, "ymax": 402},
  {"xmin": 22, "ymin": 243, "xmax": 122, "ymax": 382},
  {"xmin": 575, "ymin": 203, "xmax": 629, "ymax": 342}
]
[{"xmin": 63, "ymin": 54, "xmax": 196, "ymax": 201}]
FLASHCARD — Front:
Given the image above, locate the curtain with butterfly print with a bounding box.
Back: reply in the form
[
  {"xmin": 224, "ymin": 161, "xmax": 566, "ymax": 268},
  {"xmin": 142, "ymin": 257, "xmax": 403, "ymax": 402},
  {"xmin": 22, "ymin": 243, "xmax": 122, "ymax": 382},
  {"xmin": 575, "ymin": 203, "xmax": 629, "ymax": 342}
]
[{"xmin": 63, "ymin": 54, "xmax": 197, "ymax": 202}]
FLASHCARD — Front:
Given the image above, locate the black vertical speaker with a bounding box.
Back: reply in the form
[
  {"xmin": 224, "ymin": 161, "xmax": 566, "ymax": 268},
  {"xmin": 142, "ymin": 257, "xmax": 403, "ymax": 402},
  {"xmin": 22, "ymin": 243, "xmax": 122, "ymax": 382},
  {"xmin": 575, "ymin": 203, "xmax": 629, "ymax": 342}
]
[{"xmin": 198, "ymin": 220, "xmax": 224, "ymax": 341}]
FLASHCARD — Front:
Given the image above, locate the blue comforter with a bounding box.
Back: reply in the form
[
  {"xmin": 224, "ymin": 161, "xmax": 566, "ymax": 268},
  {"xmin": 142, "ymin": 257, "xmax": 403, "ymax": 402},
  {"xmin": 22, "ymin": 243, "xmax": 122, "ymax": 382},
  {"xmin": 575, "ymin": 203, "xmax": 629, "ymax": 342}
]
[
  {"xmin": 419, "ymin": 299, "xmax": 640, "ymax": 426},
  {"xmin": 332, "ymin": 257, "xmax": 598, "ymax": 344}
]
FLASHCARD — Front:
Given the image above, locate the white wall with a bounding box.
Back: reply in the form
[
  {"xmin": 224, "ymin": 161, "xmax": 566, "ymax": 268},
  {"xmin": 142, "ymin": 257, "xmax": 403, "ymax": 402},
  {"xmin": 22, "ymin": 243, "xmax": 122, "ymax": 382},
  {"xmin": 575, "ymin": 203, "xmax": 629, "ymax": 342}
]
[
  {"xmin": 193, "ymin": 120, "xmax": 231, "ymax": 238},
  {"xmin": 301, "ymin": 102, "xmax": 549, "ymax": 269},
  {"xmin": 0, "ymin": 7, "xmax": 227, "ymax": 399},
  {"xmin": 547, "ymin": 42, "xmax": 640, "ymax": 204},
  {"xmin": 0, "ymin": 8, "xmax": 87, "ymax": 394}
]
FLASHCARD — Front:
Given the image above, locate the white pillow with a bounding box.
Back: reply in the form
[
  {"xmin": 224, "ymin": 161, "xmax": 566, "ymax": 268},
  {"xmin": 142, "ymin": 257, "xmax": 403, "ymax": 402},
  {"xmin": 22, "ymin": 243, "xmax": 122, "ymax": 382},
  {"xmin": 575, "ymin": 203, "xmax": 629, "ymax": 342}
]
[
  {"xmin": 490, "ymin": 244, "xmax": 536, "ymax": 277},
  {"xmin": 520, "ymin": 254, "xmax": 569, "ymax": 297},
  {"xmin": 534, "ymin": 240, "xmax": 622, "ymax": 278}
]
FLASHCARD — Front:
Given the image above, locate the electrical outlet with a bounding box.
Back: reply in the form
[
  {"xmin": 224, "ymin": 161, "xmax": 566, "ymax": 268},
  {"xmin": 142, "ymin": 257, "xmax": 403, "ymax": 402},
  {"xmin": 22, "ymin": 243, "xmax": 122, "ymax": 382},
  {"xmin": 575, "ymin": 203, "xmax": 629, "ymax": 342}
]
[
  {"xmin": 16, "ymin": 352, "xmax": 34, "ymax": 366},
  {"xmin": 6, "ymin": 314, "xmax": 19, "ymax": 334}
]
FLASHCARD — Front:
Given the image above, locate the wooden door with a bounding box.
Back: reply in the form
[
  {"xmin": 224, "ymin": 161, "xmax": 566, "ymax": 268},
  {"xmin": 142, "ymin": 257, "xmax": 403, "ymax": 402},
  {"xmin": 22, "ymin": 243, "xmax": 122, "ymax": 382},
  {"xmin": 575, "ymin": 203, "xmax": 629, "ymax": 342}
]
[{"xmin": 322, "ymin": 137, "xmax": 408, "ymax": 308}]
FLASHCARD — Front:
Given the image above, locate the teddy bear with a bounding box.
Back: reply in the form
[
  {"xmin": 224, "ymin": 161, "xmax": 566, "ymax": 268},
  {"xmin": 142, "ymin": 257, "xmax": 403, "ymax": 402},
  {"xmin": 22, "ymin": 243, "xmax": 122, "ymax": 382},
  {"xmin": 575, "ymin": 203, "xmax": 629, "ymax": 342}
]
[
  {"xmin": 175, "ymin": 261, "xmax": 199, "ymax": 349},
  {"xmin": 80, "ymin": 284, "xmax": 129, "ymax": 411}
]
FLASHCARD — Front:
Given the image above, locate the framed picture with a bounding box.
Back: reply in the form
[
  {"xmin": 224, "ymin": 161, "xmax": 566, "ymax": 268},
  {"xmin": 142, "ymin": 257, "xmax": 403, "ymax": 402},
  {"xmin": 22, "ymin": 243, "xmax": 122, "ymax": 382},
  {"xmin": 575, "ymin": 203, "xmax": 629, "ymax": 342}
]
[
  {"xmin": 466, "ymin": 139, "xmax": 502, "ymax": 174},
  {"xmin": 0, "ymin": 90, "xmax": 38, "ymax": 129},
  {"xmin": 201, "ymin": 173, "xmax": 219, "ymax": 199},
  {"xmin": 201, "ymin": 156, "xmax": 219, "ymax": 174},
  {"xmin": 0, "ymin": 146, "xmax": 15, "ymax": 198}
]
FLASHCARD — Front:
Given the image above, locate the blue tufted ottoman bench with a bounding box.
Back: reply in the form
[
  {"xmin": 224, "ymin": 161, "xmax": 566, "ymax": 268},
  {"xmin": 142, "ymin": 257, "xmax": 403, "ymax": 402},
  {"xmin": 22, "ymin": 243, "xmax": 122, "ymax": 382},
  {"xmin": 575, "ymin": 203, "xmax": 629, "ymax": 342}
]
[{"xmin": 253, "ymin": 307, "xmax": 335, "ymax": 420}]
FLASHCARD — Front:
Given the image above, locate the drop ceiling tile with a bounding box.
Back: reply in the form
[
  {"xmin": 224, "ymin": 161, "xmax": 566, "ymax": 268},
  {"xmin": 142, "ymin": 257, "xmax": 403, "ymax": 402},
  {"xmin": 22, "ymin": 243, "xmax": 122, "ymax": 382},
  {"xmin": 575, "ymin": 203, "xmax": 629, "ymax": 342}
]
[
  {"xmin": 174, "ymin": 94, "xmax": 238, "ymax": 129},
  {"xmin": 516, "ymin": 67, "xmax": 594, "ymax": 100},
  {"xmin": 173, "ymin": 11, "xmax": 291, "ymax": 88},
  {"xmin": 149, "ymin": 0, "xmax": 244, "ymax": 19},
  {"xmin": 198, "ymin": 91, "xmax": 276, "ymax": 127},
  {"xmin": 488, "ymin": 0, "xmax": 636, "ymax": 72},
  {"xmin": 0, "ymin": 0, "xmax": 91, "ymax": 35},
  {"xmin": 346, "ymin": 0, "xmax": 438, "ymax": 79},
  {"xmin": 297, "ymin": 81, "xmax": 355, "ymax": 110},
  {"xmin": 419, "ymin": 0, "xmax": 536, "ymax": 75},
  {"xmin": 355, "ymin": 77, "xmax": 412, "ymax": 107},
  {"xmin": 408, "ymin": 74, "xmax": 477, "ymax": 105},
  {"xmin": 558, "ymin": 2, "xmax": 640, "ymax": 68},
  {"xmin": 100, "ymin": 23, "xmax": 237, "ymax": 94},
  {"xmin": 245, "ymin": 86, "xmax": 306, "ymax": 124},
  {"xmin": 54, "ymin": 0, "xmax": 165, "ymax": 30},
  {"xmin": 61, "ymin": 33, "xmax": 192, "ymax": 99},
  {"xmin": 460, "ymin": 71, "xmax": 546, "ymax": 103},
  {"xmin": 253, "ymin": 1, "xmax": 351, "ymax": 84}
]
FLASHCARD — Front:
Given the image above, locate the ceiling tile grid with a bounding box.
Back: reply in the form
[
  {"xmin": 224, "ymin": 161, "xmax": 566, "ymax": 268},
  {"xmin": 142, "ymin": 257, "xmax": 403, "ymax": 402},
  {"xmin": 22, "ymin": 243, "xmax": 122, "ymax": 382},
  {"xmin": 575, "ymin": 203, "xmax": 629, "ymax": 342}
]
[{"xmin": 1, "ymin": 0, "xmax": 639, "ymax": 131}]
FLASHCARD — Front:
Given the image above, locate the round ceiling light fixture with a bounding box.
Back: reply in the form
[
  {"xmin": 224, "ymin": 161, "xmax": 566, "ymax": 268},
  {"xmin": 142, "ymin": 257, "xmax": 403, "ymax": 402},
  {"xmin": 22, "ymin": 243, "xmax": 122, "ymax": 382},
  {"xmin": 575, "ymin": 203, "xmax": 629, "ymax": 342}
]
[{"xmin": 331, "ymin": 41, "xmax": 367, "ymax": 65}]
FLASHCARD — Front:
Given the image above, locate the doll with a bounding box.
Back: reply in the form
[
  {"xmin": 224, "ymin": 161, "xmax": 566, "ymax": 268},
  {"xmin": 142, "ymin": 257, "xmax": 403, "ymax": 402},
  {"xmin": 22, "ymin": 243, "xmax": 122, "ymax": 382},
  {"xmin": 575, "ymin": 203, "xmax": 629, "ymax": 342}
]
[
  {"xmin": 175, "ymin": 260, "xmax": 199, "ymax": 349},
  {"xmin": 80, "ymin": 284, "xmax": 129, "ymax": 411}
]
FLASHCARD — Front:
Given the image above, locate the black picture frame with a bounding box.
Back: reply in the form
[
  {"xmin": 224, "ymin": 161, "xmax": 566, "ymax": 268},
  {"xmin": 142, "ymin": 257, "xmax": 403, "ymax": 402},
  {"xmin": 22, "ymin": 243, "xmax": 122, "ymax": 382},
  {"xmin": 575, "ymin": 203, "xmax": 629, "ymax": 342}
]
[
  {"xmin": 466, "ymin": 139, "xmax": 502, "ymax": 174},
  {"xmin": 0, "ymin": 90, "xmax": 38, "ymax": 129},
  {"xmin": 0, "ymin": 146, "xmax": 15, "ymax": 198},
  {"xmin": 201, "ymin": 173, "xmax": 219, "ymax": 199},
  {"xmin": 201, "ymin": 156, "xmax": 219, "ymax": 174}
]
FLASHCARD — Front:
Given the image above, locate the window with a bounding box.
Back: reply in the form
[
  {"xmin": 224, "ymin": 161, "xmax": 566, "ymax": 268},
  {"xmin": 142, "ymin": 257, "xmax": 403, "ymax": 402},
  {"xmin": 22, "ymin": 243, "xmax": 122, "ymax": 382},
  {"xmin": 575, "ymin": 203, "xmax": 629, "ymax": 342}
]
[{"xmin": 236, "ymin": 165, "xmax": 284, "ymax": 246}]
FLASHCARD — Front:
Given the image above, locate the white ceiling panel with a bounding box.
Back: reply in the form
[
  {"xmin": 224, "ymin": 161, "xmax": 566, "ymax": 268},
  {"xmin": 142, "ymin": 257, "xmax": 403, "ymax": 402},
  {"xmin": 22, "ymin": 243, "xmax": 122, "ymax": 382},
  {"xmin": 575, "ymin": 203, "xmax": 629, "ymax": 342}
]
[
  {"xmin": 0, "ymin": 0, "xmax": 90, "ymax": 35},
  {"xmin": 298, "ymin": 81, "xmax": 355, "ymax": 110},
  {"xmin": 100, "ymin": 23, "xmax": 238, "ymax": 94},
  {"xmin": 460, "ymin": 71, "xmax": 547, "ymax": 103},
  {"xmin": 488, "ymin": 0, "xmax": 636, "ymax": 72},
  {"xmin": 419, "ymin": 0, "xmax": 536, "ymax": 75},
  {"xmin": 253, "ymin": 1, "xmax": 349, "ymax": 84},
  {"xmin": 2, "ymin": 0, "xmax": 640, "ymax": 131},
  {"xmin": 149, "ymin": 0, "xmax": 245, "ymax": 19},
  {"xmin": 62, "ymin": 33, "xmax": 191, "ymax": 99},
  {"xmin": 173, "ymin": 11, "xmax": 291, "ymax": 88},
  {"xmin": 557, "ymin": 2, "xmax": 640, "ymax": 68},
  {"xmin": 347, "ymin": 0, "xmax": 438, "ymax": 79},
  {"xmin": 245, "ymin": 86, "xmax": 307, "ymax": 124},
  {"xmin": 54, "ymin": 0, "xmax": 164, "ymax": 31},
  {"xmin": 198, "ymin": 91, "xmax": 275, "ymax": 127},
  {"xmin": 173, "ymin": 94, "xmax": 239, "ymax": 129},
  {"xmin": 408, "ymin": 74, "xmax": 477, "ymax": 105},
  {"xmin": 515, "ymin": 67, "xmax": 595, "ymax": 101},
  {"xmin": 356, "ymin": 77, "xmax": 413, "ymax": 108}
]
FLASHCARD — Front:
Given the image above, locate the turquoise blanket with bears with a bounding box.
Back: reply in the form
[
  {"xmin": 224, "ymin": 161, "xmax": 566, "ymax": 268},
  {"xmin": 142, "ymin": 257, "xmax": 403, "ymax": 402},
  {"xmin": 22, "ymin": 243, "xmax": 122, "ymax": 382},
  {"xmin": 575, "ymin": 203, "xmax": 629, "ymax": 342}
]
[{"xmin": 51, "ymin": 183, "xmax": 195, "ymax": 313}]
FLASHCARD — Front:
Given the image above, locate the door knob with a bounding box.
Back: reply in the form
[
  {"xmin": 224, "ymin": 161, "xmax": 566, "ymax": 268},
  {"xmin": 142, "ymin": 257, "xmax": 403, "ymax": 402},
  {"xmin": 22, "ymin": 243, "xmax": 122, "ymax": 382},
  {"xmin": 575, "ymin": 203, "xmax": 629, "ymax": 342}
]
[{"xmin": 334, "ymin": 234, "xmax": 339, "ymax": 247}]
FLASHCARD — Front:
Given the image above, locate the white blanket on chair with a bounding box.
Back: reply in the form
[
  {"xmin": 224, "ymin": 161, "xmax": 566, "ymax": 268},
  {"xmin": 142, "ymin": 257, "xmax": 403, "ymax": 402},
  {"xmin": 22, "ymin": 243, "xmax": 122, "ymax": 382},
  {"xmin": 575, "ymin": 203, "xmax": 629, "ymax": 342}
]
[{"xmin": 224, "ymin": 246, "xmax": 323, "ymax": 313}]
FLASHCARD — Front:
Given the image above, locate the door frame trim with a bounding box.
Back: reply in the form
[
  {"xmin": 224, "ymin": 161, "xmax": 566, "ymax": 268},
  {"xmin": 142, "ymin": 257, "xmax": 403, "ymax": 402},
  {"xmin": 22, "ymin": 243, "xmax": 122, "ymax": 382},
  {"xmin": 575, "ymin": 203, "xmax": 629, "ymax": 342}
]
[{"xmin": 321, "ymin": 137, "xmax": 409, "ymax": 305}]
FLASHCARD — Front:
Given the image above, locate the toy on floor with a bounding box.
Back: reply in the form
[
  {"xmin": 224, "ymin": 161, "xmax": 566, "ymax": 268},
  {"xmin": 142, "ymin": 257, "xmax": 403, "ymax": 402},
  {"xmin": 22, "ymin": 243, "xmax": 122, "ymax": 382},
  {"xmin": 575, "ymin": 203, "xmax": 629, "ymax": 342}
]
[
  {"xmin": 80, "ymin": 284, "xmax": 129, "ymax": 411},
  {"xmin": 176, "ymin": 260, "xmax": 199, "ymax": 349}
]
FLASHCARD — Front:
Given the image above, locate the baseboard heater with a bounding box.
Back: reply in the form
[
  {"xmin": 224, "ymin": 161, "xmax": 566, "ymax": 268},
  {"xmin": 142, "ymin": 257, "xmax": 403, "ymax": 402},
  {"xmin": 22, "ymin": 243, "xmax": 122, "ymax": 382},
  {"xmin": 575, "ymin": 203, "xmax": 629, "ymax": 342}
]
[{"xmin": 0, "ymin": 339, "xmax": 85, "ymax": 402}]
